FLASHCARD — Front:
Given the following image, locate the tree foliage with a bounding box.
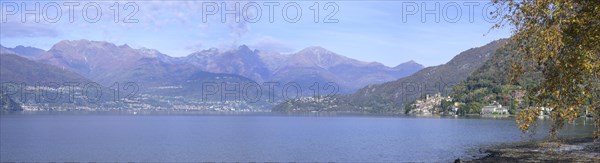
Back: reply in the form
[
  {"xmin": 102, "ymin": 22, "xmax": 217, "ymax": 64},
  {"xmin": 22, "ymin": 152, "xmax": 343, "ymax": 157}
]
[{"xmin": 492, "ymin": 0, "xmax": 600, "ymax": 138}]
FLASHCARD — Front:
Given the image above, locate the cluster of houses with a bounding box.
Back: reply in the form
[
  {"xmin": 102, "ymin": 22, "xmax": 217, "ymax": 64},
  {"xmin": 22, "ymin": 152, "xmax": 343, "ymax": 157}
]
[
  {"xmin": 407, "ymin": 89, "xmax": 598, "ymax": 119},
  {"xmin": 407, "ymin": 90, "xmax": 576, "ymax": 117},
  {"xmin": 409, "ymin": 93, "xmax": 513, "ymax": 115},
  {"xmin": 410, "ymin": 93, "xmax": 454, "ymax": 115}
]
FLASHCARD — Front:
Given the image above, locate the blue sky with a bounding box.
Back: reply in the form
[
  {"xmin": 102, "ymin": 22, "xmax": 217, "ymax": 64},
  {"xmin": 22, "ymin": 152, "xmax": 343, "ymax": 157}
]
[{"xmin": 0, "ymin": 0, "xmax": 512, "ymax": 67}]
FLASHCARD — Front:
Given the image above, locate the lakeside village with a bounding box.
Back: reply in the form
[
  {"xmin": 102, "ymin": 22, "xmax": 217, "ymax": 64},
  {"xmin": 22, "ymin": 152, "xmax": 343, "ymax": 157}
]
[
  {"xmin": 8, "ymin": 85, "xmax": 265, "ymax": 112},
  {"xmin": 407, "ymin": 91, "xmax": 593, "ymax": 118}
]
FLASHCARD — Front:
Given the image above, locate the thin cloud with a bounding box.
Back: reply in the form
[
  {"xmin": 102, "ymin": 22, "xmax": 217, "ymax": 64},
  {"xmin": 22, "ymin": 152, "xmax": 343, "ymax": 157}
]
[
  {"xmin": 249, "ymin": 36, "xmax": 294, "ymax": 53},
  {"xmin": 0, "ymin": 22, "xmax": 60, "ymax": 38}
]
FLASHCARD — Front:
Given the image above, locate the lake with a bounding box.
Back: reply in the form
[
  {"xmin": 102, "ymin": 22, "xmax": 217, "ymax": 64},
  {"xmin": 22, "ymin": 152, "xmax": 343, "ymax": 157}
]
[{"xmin": 0, "ymin": 111, "xmax": 595, "ymax": 162}]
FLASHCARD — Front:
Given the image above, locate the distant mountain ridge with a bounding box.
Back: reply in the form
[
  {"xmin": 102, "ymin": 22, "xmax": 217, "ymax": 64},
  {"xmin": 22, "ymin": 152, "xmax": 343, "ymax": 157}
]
[
  {"xmin": 37, "ymin": 40, "xmax": 176, "ymax": 85},
  {"xmin": 0, "ymin": 44, "xmax": 45, "ymax": 60},
  {"xmin": 261, "ymin": 46, "xmax": 424, "ymax": 93},
  {"xmin": 10, "ymin": 39, "xmax": 422, "ymax": 94},
  {"xmin": 182, "ymin": 45, "xmax": 271, "ymax": 82},
  {"xmin": 28, "ymin": 40, "xmax": 255, "ymax": 99}
]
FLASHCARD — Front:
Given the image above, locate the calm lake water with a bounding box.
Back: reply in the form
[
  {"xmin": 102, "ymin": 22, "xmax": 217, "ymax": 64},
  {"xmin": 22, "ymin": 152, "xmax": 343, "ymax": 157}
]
[{"xmin": 0, "ymin": 112, "xmax": 595, "ymax": 162}]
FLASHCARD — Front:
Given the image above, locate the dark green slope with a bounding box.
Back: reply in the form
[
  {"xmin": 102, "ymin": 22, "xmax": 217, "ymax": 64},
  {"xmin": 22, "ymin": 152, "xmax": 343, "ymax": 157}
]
[{"xmin": 446, "ymin": 43, "xmax": 543, "ymax": 114}]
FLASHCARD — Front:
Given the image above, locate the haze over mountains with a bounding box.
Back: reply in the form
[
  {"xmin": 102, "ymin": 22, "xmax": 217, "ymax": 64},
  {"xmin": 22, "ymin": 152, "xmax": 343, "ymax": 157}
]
[{"xmin": 1, "ymin": 40, "xmax": 423, "ymax": 96}]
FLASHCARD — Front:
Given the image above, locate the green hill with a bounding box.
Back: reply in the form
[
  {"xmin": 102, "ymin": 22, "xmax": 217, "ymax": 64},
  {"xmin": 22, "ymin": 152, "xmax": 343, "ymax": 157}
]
[
  {"xmin": 445, "ymin": 43, "xmax": 543, "ymax": 115},
  {"xmin": 273, "ymin": 39, "xmax": 507, "ymax": 113}
]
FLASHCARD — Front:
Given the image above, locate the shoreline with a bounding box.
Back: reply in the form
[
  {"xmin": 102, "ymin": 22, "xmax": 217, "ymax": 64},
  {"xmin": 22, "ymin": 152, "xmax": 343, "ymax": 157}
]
[{"xmin": 467, "ymin": 136, "xmax": 600, "ymax": 162}]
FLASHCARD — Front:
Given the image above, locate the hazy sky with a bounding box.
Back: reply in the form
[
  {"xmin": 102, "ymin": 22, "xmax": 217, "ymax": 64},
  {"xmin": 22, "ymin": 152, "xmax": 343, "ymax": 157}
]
[{"xmin": 1, "ymin": 0, "xmax": 512, "ymax": 67}]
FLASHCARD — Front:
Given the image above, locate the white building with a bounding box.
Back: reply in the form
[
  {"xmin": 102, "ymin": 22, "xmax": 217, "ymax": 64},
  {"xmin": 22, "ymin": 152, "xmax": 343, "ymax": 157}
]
[{"xmin": 480, "ymin": 101, "xmax": 509, "ymax": 115}]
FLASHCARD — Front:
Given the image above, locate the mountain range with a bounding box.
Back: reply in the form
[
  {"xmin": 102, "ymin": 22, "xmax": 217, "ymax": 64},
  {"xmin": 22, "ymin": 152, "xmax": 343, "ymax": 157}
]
[
  {"xmin": 263, "ymin": 47, "xmax": 423, "ymax": 93},
  {"xmin": 0, "ymin": 45, "xmax": 45, "ymax": 60},
  {"xmin": 1, "ymin": 40, "xmax": 422, "ymax": 106},
  {"xmin": 273, "ymin": 39, "xmax": 508, "ymax": 113}
]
